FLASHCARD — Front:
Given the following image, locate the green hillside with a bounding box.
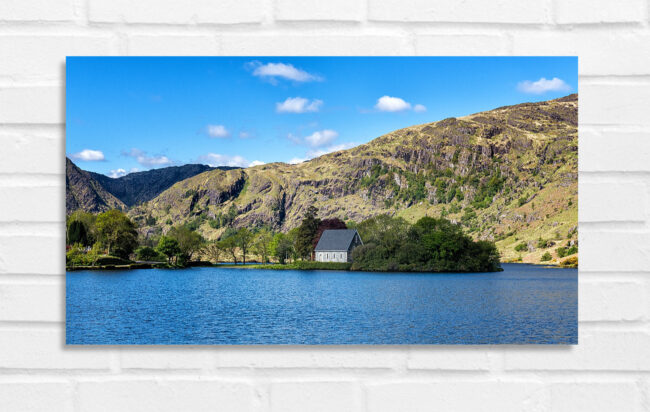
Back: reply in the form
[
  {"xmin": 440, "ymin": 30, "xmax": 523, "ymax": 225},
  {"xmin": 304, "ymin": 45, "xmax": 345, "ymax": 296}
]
[{"xmin": 126, "ymin": 94, "xmax": 578, "ymax": 265}]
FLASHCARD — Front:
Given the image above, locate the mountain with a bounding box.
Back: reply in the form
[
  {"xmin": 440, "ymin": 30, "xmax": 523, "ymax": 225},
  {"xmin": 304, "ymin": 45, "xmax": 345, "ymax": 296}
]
[
  {"xmin": 128, "ymin": 94, "xmax": 578, "ymax": 263},
  {"xmin": 66, "ymin": 158, "xmax": 126, "ymax": 213},
  {"xmin": 88, "ymin": 164, "xmax": 219, "ymax": 207}
]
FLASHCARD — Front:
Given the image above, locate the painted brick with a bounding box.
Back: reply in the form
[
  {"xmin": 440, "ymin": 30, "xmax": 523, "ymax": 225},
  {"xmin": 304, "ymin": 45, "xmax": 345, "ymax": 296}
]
[
  {"xmin": 270, "ymin": 381, "xmax": 362, "ymax": 412},
  {"xmin": 366, "ymin": 382, "xmax": 547, "ymax": 412},
  {"xmin": 0, "ymin": 87, "xmax": 63, "ymax": 124},
  {"xmin": 580, "ymin": 83, "xmax": 650, "ymax": 126},
  {"xmin": 555, "ymin": 0, "xmax": 645, "ymax": 24},
  {"xmin": 415, "ymin": 34, "xmax": 509, "ymax": 55},
  {"xmin": 89, "ymin": 0, "xmax": 265, "ymax": 24},
  {"xmin": 407, "ymin": 347, "xmax": 492, "ymax": 370},
  {"xmin": 215, "ymin": 347, "xmax": 405, "ymax": 369},
  {"xmin": 126, "ymin": 35, "xmax": 219, "ymax": 55},
  {"xmin": 368, "ymin": 0, "xmax": 549, "ymax": 23},
  {"xmin": 220, "ymin": 34, "xmax": 414, "ymax": 55},
  {"xmin": 275, "ymin": 0, "xmax": 364, "ymax": 21},
  {"xmin": 0, "ymin": 236, "xmax": 64, "ymax": 275},
  {"xmin": 0, "ymin": 187, "xmax": 63, "ymax": 222},
  {"xmin": 547, "ymin": 382, "xmax": 644, "ymax": 412},
  {"xmin": 512, "ymin": 31, "xmax": 650, "ymax": 75},
  {"xmin": 0, "ymin": 127, "xmax": 64, "ymax": 174},
  {"xmin": 0, "ymin": 282, "xmax": 63, "ymax": 322},
  {"xmin": 579, "ymin": 231, "xmax": 650, "ymax": 272},
  {"xmin": 0, "ymin": 382, "xmax": 74, "ymax": 412},
  {"xmin": 579, "ymin": 280, "xmax": 647, "ymax": 321},
  {"xmin": 579, "ymin": 181, "xmax": 646, "ymax": 222},
  {"xmin": 0, "ymin": 36, "xmax": 115, "ymax": 83},
  {"xmin": 76, "ymin": 380, "xmax": 255, "ymax": 412},
  {"xmin": 120, "ymin": 348, "xmax": 214, "ymax": 370},
  {"xmin": 504, "ymin": 330, "xmax": 650, "ymax": 370},
  {"xmin": 580, "ymin": 129, "xmax": 650, "ymax": 171},
  {"xmin": 0, "ymin": 0, "xmax": 75, "ymax": 22},
  {"xmin": 0, "ymin": 329, "xmax": 112, "ymax": 369}
]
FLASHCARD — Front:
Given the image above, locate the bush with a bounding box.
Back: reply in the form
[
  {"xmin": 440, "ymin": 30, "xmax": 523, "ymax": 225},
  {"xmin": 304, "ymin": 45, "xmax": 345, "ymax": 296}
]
[
  {"xmin": 95, "ymin": 256, "xmax": 131, "ymax": 265},
  {"xmin": 514, "ymin": 242, "xmax": 528, "ymax": 252},
  {"xmin": 560, "ymin": 256, "xmax": 578, "ymax": 268},
  {"xmin": 537, "ymin": 238, "xmax": 553, "ymax": 248},
  {"xmin": 135, "ymin": 246, "xmax": 163, "ymax": 261},
  {"xmin": 540, "ymin": 251, "xmax": 552, "ymax": 262},
  {"xmin": 352, "ymin": 216, "xmax": 501, "ymax": 273}
]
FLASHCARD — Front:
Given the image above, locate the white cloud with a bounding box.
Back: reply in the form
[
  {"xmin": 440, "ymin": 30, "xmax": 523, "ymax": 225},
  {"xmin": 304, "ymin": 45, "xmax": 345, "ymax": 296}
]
[
  {"xmin": 109, "ymin": 168, "xmax": 127, "ymax": 178},
  {"xmin": 413, "ymin": 104, "xmax": 427, "ymax": 113},
  {"xmin": 108, "ymin": 167, "xmax": 139, "ymax": 178},
  {"xmin": 517, "ymin": 77, "xmax": 571, "ymax": 94},
  {"xmin": 239, "ymin": 131, "xmax": 250, "ymax": 139},
  {"xmin": 207, "ymin": 124, "xmax": 230, "ymax": 138},
  {"xmin": 306, "ymin": 142, "xmax": 357, "ymax": 158},
  {"xmin": 375, "ymin": 95, "xmax": 411, "ymax": 112},
  {"xmin": 198, "ymin": 153, "xmax": 263, "ymax": 168},
  {"xmin": 70, "ymin": 149, "xmax": 105, "ymax": 161},
  {"xmin": 248, "ymin": 61, "xmax": 322, "ymax": 84},
  {"xmin": 276, "ymin": 97, "xmax": 323, "ymax": 113},
  {"xmin": 124, "ymin": 148, "xmax": 172, "ymax": 168},
  {"xmin": 287, "ymin": 142, "xmax": 358, "ymax": 164},
  {"xmin": 304, "ymin": 129, "xmax": 338, "ymax": 147}
]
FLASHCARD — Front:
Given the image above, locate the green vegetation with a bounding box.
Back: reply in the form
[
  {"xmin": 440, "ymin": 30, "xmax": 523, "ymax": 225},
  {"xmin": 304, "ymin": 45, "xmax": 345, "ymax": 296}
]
[
  {"xmin": 67, "ymin": 95, "xmax": 578, "ymax": 268},
  {"xmin": 514, "ymin": 242, "xmax": 528, "ymax": 252},
  {"xmin": 540, "ymin": 251, "xmax": 552, "ymax": 262},
  {"xmin": 351, "ymin": 215, "xmax": 501, "ymax": 272},
  {"xmin": 246, "ymin": 261, "xmax": 351, "ymax": 271}
]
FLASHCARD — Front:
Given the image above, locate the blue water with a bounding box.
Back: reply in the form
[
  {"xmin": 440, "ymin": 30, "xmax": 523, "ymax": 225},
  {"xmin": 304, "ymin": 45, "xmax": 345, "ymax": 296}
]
[{"xmin": 66, "ymin": 263, "xmax": 577, "ymax": 345}]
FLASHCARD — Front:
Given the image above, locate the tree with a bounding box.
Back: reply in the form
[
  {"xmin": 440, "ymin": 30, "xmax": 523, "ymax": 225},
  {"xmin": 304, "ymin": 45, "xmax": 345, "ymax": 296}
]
[
  {"xmin": 351, "ymin": 215, "xmax": 501, "ymax": 272},
  {"xmin": 312, "ymin": 218, "xmax": 347, "ymax": 251},
  {"xmin": 95, "ymin": 209, "xmax": 138, "ymax": 258},
  {"xmin": 271, "ymin": 232, "xmax": 294, "ymax": 264},
  {"xmin": 67, "ymin": 219, "xmax": 89, "ymax": 246},
  {"xmin": 253, "ymin": 229, "xmax": 273, "ymax": 263},
  {"xmin": 235, "ymin": 228, "xmax": 254, "ymax": 264},
  {"xmin": 168, "ymin": 225, "xmax": 204, "ymax": 262},
  {"xmin": 540, "ymin": 251, "xmax": 552, "ymax": 262},
  {"xmin": 135, "ymin": 246, "xmax": 160, "ymax": 261},
  {"xmin": 219, "ymin": 236, "xmax": 238, "ymax": 264},
  {"xmin": 203, "ymin": 241, "xmax": 224, "ymax": 264},
  {"xmin": 67, "ymin": 211, "xmax": 97, "ymax": 245},
  {"xmin": 157, "ymin": 236, "xmax": 180, "ymax": 264},
  {"xmin": 295, "ymin": 206, "xmax": 321, "ymax": 260}
]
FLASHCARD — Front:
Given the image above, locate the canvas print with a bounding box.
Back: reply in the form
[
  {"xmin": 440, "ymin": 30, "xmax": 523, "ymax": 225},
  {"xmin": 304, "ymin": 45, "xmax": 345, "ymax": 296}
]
[{"xmin": 66, "ymin": 57, "xmax": 578, "ymax": 344}]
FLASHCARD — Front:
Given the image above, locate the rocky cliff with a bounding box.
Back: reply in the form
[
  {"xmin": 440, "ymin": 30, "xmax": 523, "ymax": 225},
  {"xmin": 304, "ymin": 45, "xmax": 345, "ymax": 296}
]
[
  {"xmin": 127, "ymin": 94, "xmax": 578, "ymax": 263},
  {"xmin": 66, "ymin": 158, "xmax": 126, "ymax": 213}
]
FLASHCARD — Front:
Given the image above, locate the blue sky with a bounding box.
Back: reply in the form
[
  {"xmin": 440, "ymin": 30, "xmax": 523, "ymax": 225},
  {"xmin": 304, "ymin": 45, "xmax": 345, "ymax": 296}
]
[{"xmin": 66, "ymin": 57, "xmax": 577, "ymax": 177}]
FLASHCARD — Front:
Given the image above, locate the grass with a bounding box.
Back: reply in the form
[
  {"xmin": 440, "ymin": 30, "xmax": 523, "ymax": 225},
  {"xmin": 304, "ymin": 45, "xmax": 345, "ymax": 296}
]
[{"xmin": 241, "ymin": 261, "xmax": 352, "ymax": 271}]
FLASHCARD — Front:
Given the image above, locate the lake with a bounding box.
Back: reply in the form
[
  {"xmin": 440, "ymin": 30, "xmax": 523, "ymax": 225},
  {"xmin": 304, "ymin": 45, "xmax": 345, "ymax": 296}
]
[{"xmin": 66, "ymin": 263, "xmax": 577, "ymax": 345}]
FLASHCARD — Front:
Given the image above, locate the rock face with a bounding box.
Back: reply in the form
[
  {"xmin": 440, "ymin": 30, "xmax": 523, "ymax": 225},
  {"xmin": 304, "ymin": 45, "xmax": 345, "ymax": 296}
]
[
  {"xmin": 88, "ymin": 164, "xmax": 222, "ymax": 206},
  {"xmin": 129, "ymin": 94, "xmax": 578, "ymax": 256},
  {"xmin": 66, "ymin": 158, "xmax": 126, "ymax": 213},
  {"xmin": 67, "ymin": 94, "xmax": 579, "ymax": 261}
]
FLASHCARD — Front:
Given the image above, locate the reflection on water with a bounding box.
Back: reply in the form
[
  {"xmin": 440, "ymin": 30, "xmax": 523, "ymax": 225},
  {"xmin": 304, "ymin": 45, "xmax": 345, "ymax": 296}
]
[{"xmin": 66, "ymin": 263, "xmax": 577, "ymax": 344}]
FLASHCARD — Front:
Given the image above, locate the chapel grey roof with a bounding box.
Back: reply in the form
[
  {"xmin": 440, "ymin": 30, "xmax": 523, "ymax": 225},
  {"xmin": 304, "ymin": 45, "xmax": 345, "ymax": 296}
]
[{"xmin": 314, "ymin": 229, "xmax": 360, "ymax": 252}]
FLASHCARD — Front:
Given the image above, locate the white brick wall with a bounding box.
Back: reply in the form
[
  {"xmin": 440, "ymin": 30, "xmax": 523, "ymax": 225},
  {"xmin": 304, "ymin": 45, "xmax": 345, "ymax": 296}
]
[{"xmin": 1, "ymin": 0, "xmax": 648, "ymax": 410}]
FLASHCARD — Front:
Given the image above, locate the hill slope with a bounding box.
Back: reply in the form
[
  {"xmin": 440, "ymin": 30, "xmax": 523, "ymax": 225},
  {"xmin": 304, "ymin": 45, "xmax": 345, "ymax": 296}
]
[
  {"xmin": 88, "ymin": 164, "xmax": 218, "ymax": 206},
  {"xmin": 129, "ymin": 94, "xmax": 578, "ymax": 263},
  {"xmin": 66, "ymin": 158, "xmax": 126, "ymax": 213}
]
